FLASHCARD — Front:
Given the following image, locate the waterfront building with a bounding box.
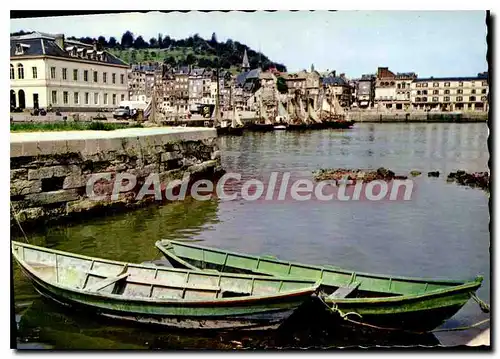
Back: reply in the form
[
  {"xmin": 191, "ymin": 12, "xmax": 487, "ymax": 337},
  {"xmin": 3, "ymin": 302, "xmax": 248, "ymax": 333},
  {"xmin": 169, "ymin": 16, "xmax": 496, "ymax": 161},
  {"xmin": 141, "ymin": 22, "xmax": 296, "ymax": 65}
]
[
  {"xmin": 188, "ymin": 68, "xmax": 210, "ymax": 111},
  {"xmin": 128, "ymin": 63, "xmax": 159, "ymax": 102},
  {"xmin": 410, "ymin": 73, "xmax": 489, "ymax": 112},
  {"xmin": 356, "ymin": 74, "xmax": 375, "ymax": 108},
  {"xmin": 322, "ymin": 71, "xmax": 351, "ymax": 107},
  {"xmin": 374, "ymin": 67, "xmax": 416, "ymax": 110},
  {"xmin": 10, "ymin": 32, "xmax": 129, "ymax": 111},
  {"xmin": 173, "ymin": 66, "xmax": 190, "ymax": 113}
]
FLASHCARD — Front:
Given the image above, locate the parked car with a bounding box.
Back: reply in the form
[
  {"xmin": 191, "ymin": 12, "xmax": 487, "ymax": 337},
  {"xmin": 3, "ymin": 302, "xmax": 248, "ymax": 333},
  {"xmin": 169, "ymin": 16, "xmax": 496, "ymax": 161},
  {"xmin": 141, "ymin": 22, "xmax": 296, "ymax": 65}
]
[{"xmin": 113, "ymin": 106, "xmax": 138, "ymax": 120}]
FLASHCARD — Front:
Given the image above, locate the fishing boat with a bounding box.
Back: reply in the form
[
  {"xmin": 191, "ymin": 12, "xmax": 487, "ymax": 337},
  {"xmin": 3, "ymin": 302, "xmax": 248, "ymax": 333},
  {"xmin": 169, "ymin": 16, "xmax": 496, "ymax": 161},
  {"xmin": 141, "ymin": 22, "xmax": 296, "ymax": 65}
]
[
  {"xmin": 12, "ymin": 241, "xmax": 320, "ymax": 331},
  {"xmin": 155, "ymin": 240, "xmax": 486, "ymax": 332}
]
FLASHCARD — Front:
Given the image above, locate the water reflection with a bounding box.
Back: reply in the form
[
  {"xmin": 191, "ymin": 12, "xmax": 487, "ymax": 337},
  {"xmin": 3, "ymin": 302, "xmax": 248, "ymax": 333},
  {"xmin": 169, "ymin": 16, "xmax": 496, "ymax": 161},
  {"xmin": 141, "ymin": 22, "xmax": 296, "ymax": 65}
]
[{"xmin": 12, "ymin": 123, "xmax": 489, "ymax": 349}]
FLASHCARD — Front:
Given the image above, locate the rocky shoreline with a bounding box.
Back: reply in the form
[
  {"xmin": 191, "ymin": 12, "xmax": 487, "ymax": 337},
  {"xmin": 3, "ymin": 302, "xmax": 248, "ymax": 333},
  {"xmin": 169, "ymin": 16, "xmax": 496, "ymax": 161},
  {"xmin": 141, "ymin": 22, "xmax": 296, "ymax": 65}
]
[{"xmin": 313, "ymin": 168, "xmax": 490, "ymax": 191}]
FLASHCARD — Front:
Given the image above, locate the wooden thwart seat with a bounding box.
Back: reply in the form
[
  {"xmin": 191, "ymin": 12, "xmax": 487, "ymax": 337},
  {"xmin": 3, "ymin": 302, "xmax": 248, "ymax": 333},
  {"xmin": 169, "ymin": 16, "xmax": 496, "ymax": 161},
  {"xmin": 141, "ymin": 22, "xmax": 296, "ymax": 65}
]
[
  {"xmin": 327, "ymin": 282, "xmax": 360, "ymax": 299},
  {"xmin": 86, "ymin": 272, "xmax": 130, "ymax": 292}
]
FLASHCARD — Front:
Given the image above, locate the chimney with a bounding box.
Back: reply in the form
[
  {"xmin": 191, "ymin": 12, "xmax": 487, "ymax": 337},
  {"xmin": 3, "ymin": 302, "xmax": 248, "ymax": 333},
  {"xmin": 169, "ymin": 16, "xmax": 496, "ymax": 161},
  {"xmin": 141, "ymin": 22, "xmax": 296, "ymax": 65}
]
[
  {"xmin": 55, "ymin": 34, "xmax": 65, "ymax": 49},
  {"xmin": 93, "ymin": 40, "xmax": 97, "ymax": 51},
  {"xmin": 332, "ymin": 70, "xmax": 336, "ymax": 77}
]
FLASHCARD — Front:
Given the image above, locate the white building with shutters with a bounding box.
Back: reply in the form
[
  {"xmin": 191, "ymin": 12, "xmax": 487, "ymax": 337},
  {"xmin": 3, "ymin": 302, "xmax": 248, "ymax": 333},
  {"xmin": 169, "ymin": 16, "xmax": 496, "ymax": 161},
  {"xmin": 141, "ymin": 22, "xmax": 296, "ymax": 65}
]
[{"xmin": 10, "ymin": 32, "xmax": 129, "ymax": 111}]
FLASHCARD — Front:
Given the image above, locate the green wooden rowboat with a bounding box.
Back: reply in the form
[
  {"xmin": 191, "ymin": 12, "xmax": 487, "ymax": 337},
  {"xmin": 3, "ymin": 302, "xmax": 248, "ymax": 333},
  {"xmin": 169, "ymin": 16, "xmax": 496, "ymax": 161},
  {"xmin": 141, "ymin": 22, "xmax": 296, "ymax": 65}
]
[
  {"xmin": 12, "ymin": 241, "xmax": 320, "ymax": 331},
  {"xmin": 155, "ymin": 240, "xmax": 485, "ymax": 332}
]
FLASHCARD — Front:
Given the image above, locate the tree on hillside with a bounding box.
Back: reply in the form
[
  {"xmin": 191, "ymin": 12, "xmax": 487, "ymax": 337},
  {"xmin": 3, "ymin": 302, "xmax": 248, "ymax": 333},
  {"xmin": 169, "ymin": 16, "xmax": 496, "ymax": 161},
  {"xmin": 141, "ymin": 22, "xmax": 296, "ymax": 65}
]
[
  {"xmin": 121, "ymin": 31, "xmax": 134, "ymax": 48},
  {"xmin": 108, "ymin": 37, "xmax": 117, "ymax": 48},
  {"xmin": 162, "ymin": 35, "xmax": 171, "ymax": 48},
  {"xmin": 97, "ymin": 36, "xmax": 107, "ymax": 48},
  {"xmin": 210, "ymin": 32, "xmax": 217, "ymax": 46},
  {"xmin": 158, "ymin": 33, "xmax": 163, "ymax": 48},
  {"xmin": 277, "ymin": 77, "xmax": 288, "ymax": 94},
  {"xmin": 143, "ymin": 51, "xmax": 150, "ymax": 61},
  {"xmin": 185, "ymin": 53, "xmax": 196, "ymax": 65},
  {"xmin": 149, "ymin": 37, "xmax": 158, "ymax": 48},
  {"xmin": 133, "ymin": 36, "xmax": 148, "ymax": 49},
  {"xmin": 130, "ymin": 50, "xmax": 137, "ymax": 64}
]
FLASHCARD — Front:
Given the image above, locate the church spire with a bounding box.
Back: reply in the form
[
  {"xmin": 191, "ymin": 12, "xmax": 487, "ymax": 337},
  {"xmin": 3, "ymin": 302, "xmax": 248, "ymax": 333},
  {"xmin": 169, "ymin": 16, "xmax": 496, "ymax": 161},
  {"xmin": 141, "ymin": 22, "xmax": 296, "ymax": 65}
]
[{"xmin": 242, "ymin": 49, "xmax": 250, "ymax": 71}]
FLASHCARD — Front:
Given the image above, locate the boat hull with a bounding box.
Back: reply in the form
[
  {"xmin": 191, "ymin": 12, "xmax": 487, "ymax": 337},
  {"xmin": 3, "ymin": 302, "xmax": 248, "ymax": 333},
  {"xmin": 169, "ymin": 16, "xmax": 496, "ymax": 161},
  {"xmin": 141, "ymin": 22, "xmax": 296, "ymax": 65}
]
[
  {"xmin": 245, "ymin": 123, "xmax": 275, "ymax": 132},
  {"xmin": 216, "ymin": 127, "xmax": 244, "ymax": 136},
  {"xmin": 156, "ymin": 240, "xmax": 483, "ymax": 332},
  {"xmin": 325, "ymin": 120, "xmax": 355, "ymax": 129},
  {"xmin": 19, "ymin": 265, "xmax": 312, "ymax": 331}
]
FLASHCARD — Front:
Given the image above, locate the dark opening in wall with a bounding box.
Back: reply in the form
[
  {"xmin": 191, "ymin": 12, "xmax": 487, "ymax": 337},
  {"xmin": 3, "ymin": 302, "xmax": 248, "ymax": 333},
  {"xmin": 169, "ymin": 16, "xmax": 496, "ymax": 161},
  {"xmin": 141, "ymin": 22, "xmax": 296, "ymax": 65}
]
[{"xmin": 42, "ymin": 177, "xmax": 65, "ymax": 192}]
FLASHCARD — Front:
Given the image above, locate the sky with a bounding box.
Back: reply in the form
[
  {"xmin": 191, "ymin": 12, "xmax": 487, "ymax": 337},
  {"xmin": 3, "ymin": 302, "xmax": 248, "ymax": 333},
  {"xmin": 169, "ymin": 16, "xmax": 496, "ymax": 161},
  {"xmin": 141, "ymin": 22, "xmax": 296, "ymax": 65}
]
[{"xmin": 10, "ymin": 11, "xmax": 488, "ymax": 77}]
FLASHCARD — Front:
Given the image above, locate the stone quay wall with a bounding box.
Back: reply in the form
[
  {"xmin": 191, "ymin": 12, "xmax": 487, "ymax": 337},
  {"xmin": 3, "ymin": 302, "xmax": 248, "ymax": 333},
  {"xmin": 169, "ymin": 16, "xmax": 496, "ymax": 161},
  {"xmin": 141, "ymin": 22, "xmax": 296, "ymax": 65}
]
[
  {"xmin": 10, "ymin": 127, "xmax": 222, "ymax": 228},
  {"xmin": 349, "ymin": 110, "xmax": 488, "ymax": 123}
]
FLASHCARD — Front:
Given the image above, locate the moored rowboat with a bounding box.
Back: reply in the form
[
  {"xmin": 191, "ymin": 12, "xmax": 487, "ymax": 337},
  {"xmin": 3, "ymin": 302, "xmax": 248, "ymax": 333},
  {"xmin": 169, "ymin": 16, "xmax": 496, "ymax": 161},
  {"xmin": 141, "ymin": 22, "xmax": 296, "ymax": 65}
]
[
  {"xmin": 155, "ymin": 240, "xmax": 485, "ymax": 332},
  {"xmin": 12, "ymin": 241, "xmax": 320, "ymax": 331}
]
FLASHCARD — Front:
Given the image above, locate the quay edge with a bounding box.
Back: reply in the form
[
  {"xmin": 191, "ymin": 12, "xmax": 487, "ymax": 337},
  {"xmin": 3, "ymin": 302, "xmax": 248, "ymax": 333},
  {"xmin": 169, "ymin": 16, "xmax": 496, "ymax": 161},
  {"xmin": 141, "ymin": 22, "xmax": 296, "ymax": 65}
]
[{"xmin": 10, "ymin": 127, "xmax": 223, "ymax": 229}]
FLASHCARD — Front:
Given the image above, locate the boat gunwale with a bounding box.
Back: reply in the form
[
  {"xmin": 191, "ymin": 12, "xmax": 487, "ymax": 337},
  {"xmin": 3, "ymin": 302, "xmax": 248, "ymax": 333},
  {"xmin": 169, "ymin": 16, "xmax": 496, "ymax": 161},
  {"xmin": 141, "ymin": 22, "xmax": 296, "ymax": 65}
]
[
  {"xmin": 11, "ymin": 241, "xmax": 320, "ymax": 306},
  {"xmin": 156, "ymin": 240, "xmax": 483, "ymax": 304}
]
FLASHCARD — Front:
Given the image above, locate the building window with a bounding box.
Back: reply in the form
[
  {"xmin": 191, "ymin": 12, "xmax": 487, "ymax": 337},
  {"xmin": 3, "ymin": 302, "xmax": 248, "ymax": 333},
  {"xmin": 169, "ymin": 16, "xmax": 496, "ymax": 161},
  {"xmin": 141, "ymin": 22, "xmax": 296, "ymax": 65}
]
[
  {"xmin": 422, "ymin": 97, "xmax": 427, "ymax": 102},
  {"xmin": 62, "ymin": 68, "xmax": 67, "ymax": 80},
  {"xmin": 423, "ymin": 83, "xmax": 428, "ymax": 87},
  {"xmin": 482, "ymin": 81, "xmax": 487, "ymax": 86},
  {"xmin": 459, "ymin": 81, "xmax": 463, "ymax": 87},
  {"xmin": 112, "ymin": 73, "xmax": 116, "ymax": 84},
  {"xmin": 50, "ymin": 67, "xmax": 56, "ymax": 79},
  {"xmin": 471, "ymin": 89, "xmax": 476, "ymax": 94},
  {"xmin": 416, "ymin": 83, "xmax": 421, "ymax": 87},
  {"xmin": 444, "ymin": 82, "xmax": 450, "ymax": 87},
  {"xmin": 433, "ymin": 82, "xmax": 439, "ymax": 87},
  {"xmin": 432, "ymin": 97, "xmax": 438, "ymax": 102},
  {"xmin": 457, "ymin": 89, "xmax": 463, "ymax": 94},
  {"xmin": 94, "ymin": 93, "xmax": 99, "ymax": 105},
  {"xmin": 17, "ymin": 64, "xmax": 24, "ymax": 79},
  {"xmin": 10, "ymin": 64, "xmax": 14, "ymax": 79},
  {"xmin": 482, "ymin": 89, "xmax": 487, "ymax": 94},
  {"xmin": 112, "ymin": 94, "xmax": 117, "ymax": 105},
  {"xmin": 74, "ymin": 92, "xmax": 79, "ymax": 104},
  {"xmin": 32, "ymin": 67, "xmax": 37, "ymax": 79},
  {"xmin": 457, "ymin": 96, "xmax": 463, "ymax": 102},
  {"xmin": 104, "ymin": 93, "xmax": 108, "ymax": 105},
  {"xmin": 103, "ymin": 72, "xmax": 107, "ymax": 83},
  {"xmin": 121, "ymin": 94, "xmax": 125, "ymax": 102},
  {"xmin": 63, "ymin": 91, "xmax": 68, "ymax": 104},
  {"xmin": 433, "ymin": 90, "xmax": 439, "ymax": 95},
  {"xmin": 93, "ymin": 71, "xmax": 98, "ymax": 82},
  {"xmin": 51, "ymin": 91, "xmax": 57, "ymax": 104},
  {"xmin": 422, "ymin": 90, "xmax": 428, "ymax": 95},
  {"xmin": 84, "ymin": 70, "xmax": 88, "ymax": 82},
  {"xmin": 470, "ymin": 96, "xmax": 476, "ymax": 102},
  {"xmin": 471, "ymin": 81, "xmax": 475, "ymax": 87},
  {"xmin": 445, "ymin": 89, "xmax": 450, "ymax": 94},
  {"xmin": 85, "ymin": 92, "xmax": 89, "ymax": 105},
  {"xmin": 120, "ymin": 74, "xmax": 124, "ymax": 84},
  {"xmin": 73, "ymin": 69, "xmax": 78, "ymax": 81},
  {"xmin": 415, "ymin": 97, "xmax": 421, "ymax": 102},
  {"xmin": 444, "ymin": 96, "xmax": 450, "ymax": 102}
]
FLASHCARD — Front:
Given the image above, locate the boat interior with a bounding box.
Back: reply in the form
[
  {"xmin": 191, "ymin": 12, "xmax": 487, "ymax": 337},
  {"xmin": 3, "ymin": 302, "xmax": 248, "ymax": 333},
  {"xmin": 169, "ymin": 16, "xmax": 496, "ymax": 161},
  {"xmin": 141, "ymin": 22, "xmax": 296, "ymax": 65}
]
[
  {"xmin": 12, "ymin": 242, "xmax": 317, "ymax": 301},
  {"xmin": 158, "ymin": 241, "xmax": 475, "ymax": 300}
]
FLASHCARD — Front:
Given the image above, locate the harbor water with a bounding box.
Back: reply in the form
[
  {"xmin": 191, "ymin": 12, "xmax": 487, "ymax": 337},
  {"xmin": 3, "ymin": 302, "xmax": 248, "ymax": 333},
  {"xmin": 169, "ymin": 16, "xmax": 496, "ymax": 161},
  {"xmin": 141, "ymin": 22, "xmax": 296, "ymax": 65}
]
[{"xmin": 12, "ymin": 123, "xmax": 490, "ymax": 349}]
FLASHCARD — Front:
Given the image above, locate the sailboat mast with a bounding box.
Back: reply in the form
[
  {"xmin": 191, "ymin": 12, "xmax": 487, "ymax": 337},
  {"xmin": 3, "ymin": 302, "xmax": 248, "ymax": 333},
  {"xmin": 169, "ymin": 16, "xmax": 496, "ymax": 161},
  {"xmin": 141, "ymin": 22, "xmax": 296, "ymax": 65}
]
[{"xmin": 215, "ymin": 67, "xmax": 220, "ymax": 126}]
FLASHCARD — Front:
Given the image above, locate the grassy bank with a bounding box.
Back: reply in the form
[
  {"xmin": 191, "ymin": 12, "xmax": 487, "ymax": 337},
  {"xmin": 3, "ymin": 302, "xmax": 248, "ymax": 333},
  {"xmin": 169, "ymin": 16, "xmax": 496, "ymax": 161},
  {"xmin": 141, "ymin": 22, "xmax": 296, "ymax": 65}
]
[{"xmin": 10, "ymin": 122, "xmax": 144, "ymax": 132}]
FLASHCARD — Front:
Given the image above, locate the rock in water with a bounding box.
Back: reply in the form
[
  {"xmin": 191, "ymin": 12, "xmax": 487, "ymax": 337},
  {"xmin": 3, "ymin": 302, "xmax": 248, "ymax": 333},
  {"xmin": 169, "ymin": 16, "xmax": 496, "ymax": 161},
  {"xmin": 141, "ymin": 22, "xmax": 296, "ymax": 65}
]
[
  {"xmin": 428, "ymin": 171, "xmax": 440, "ymax": 177},
  {"xmin": 410, "ymin": 170, "xmax": 422, "ymax": 177}
]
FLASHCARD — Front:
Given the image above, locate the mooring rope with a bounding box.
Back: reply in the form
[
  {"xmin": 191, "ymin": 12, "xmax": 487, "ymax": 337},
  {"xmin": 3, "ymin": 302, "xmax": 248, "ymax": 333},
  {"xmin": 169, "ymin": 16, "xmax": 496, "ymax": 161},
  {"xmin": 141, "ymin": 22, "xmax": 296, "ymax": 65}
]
[
  {"xmin": 317, "ymin": 294, "xmax": 490, "ymax": 335},
  {"xmin": 10, "ymin": 202, "xmax": 29, "ymax": 243}
]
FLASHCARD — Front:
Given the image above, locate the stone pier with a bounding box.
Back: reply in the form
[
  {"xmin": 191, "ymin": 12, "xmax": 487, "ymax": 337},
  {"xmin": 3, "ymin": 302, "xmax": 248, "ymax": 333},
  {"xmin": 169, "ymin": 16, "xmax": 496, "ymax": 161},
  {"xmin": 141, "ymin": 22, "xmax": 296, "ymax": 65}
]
[{"xmin": 10, "ymin": 127, "xmax": 222, "ymax": 227}]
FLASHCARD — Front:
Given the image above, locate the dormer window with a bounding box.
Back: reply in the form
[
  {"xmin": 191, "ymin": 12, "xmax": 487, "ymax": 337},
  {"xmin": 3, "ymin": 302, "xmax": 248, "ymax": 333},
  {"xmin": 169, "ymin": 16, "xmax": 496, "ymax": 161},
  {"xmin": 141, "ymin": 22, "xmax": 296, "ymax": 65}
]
[
  {"xmin": 15, "ymin": 44, "xmax": 23, "ymax": 55},
  {"xmin": 14, "ymin": 43, "xmax": 30, "ymax": 55}
]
